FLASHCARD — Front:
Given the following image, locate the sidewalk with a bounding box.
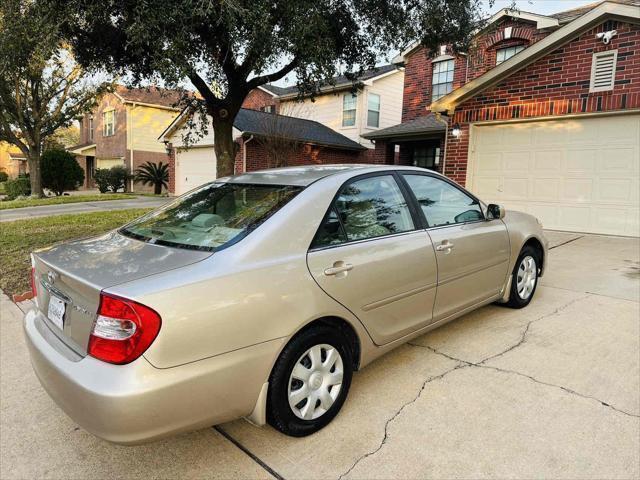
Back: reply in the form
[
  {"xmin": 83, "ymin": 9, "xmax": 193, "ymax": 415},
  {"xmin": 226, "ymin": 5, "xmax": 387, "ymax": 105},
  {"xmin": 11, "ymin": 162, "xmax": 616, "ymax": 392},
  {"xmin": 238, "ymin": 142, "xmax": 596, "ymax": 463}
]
[{"xmin": 0, "ymin": 196, "xmax": 169, "ymax": 222}]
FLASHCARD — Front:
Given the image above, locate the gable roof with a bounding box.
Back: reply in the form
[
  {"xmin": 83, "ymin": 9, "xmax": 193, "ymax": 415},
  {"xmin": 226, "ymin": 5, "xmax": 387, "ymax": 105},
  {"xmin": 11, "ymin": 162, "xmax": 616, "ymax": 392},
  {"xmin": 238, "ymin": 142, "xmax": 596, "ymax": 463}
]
[
  {"xmin": 234, "ymin": 109, "xmax": 366, "ymax": 150},
  {"xmin": 261, "ymin": 64, "xmax": 401, "ymax": 98},
  {"xmin": 160, "ymin": 108, "xmax": 366, "ymax": 151},
  {"xmin": 550, "ymin": 0, "xmax": 639, "ymax": 24},
  {"xmin": 114, "ymin": 85, "xmax": 185, "ymax": 110},
  {"xmin": 362, "ymin": 114, "xmax": 447, "ymax": 141},
  {"xmin": 430, "ymin": 0, "xmax": 640, "ymax": 113}
]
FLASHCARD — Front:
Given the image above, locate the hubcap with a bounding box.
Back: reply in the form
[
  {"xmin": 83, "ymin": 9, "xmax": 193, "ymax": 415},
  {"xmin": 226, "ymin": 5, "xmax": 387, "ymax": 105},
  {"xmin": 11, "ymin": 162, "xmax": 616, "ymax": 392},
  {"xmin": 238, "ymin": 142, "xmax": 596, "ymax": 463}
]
[
  {"xmin": 516, "ymin": 255, "xmax": 537, "ymax": 300},
  {"xmin": 288, "ymin": 344, "xmax": 344, "ymax": 420}
]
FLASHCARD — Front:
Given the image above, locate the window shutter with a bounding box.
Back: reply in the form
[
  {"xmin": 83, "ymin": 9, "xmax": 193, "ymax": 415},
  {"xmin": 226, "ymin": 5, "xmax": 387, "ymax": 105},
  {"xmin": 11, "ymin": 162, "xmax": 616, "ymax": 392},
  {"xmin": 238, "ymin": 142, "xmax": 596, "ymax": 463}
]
[{"xmin": 590, "ymin": 50, "xmax": 617, "ymax": 92}]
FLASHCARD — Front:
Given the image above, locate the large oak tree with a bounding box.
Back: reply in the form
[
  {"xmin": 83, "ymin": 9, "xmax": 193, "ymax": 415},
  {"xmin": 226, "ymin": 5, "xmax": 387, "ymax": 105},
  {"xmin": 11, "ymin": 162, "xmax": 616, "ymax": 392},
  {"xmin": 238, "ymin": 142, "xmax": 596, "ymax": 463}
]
[
  {"xmin": 0, "ymin": 0, "xmax": 107, "ymax": 196},
  {"xmin": 57, "ymin": 0, "xmax": 489, "ymax": 178}
]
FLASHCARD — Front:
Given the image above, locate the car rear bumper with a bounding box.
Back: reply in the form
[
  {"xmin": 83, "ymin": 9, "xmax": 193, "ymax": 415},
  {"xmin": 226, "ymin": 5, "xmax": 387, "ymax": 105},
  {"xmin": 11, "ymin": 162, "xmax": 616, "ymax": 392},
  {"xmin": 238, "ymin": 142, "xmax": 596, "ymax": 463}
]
[{"xmin": 24, "ymin": 308, "xmax": 284, "ymax": 444}]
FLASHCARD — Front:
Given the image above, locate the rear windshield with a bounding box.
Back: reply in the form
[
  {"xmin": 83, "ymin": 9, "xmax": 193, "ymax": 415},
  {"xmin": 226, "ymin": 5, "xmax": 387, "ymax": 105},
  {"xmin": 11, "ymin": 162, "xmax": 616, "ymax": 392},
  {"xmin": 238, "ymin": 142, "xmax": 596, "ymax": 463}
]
[{"xmin": 120, "ymin": 182, "xmax": 302, "ymax": 251}]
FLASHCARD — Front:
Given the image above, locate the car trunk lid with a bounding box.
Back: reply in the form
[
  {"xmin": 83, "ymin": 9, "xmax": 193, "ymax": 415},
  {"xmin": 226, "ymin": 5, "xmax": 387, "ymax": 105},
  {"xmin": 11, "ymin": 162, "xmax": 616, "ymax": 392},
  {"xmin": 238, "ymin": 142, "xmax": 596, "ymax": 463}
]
[{"xmin": 32, "ymin": 230, "xmax": 211, "ymax": 356}]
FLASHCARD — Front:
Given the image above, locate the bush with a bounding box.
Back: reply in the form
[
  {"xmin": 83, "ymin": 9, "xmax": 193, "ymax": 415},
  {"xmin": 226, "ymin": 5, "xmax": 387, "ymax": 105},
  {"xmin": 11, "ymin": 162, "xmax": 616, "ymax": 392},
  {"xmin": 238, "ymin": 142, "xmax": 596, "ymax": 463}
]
[
  {"xmin": 95, "ymin": 165, "xmax": 129, "ymax": 193},
  {"xmin": 5, "ymin": 176, "xmax": 31, "ymax": 200},
  {"xmin": 41, "ymin": 148, "xmax": 85, "ymax": 196},
  {"xmin": 0, "ymin": 170, "xmax": 8, "ymax": 182}
]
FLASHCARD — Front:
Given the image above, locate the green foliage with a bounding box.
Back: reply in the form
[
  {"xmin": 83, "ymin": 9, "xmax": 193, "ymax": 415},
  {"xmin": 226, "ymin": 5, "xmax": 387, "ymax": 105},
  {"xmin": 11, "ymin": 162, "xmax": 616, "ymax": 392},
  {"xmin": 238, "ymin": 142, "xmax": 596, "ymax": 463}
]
[
  {"xmin": 95, "ymin": 166, "xmax": 129, "ymax": 193},
  {"xmin": 0, "ymin": 171, "xmax": 8, "ymax": 182},
  {"xmin": 41, "ymin": 148, "xmax": 85, "ymax": 195},
  {"xmin": 0, "ymin": 0, "xmax": 109, "ymax": 197},
  {"xmin": 57, "ymin": 0, "xmax": 487, "ymax": 178},
  {"xmin": 4, "ymin": 176, "xmax": 31, "ymax": 200},
  {"xmin": 134, "ymin": 162, "xmax": 169, "ymax": 195}
]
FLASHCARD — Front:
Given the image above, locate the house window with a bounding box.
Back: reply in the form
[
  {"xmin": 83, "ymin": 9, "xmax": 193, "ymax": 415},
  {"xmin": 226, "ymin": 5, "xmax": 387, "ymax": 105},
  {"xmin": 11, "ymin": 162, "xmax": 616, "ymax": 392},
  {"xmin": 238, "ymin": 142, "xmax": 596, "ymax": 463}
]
[
  {"xmin": 590, "ymin": 50, "xmax": 618, "ymax": 93},
  {"xmin": 342, "ymin": 93, "xmax": 357, "ymax": 127},
  {"xmin": 412, "ymin": 145, "xmax": 440, "ymax": 170},
  {"xmin": 367, "ymin": 93, "xmax": 381, "ymax": 128},
  {"xmin": 432, "ymin": 59, "xmax": 455, "ymax": 101},
  {"xmin": 103, "ymin": 110, "xmax": 115, "ymax": 136},
  {"xmin": 89, "ymin": 116, "xmax": 94, "ymax": 140},
  {"xmin": 496, "ymin": 45, "xmax": 525, "ymax": 65},
  {"xmin": 261, "ymin": 105, "xmax": 274, "ymax": 113}
]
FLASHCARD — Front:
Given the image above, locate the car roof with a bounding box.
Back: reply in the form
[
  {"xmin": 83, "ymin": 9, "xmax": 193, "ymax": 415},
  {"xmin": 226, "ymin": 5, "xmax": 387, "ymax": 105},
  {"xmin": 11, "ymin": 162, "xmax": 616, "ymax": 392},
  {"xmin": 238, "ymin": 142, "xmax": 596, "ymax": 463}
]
[{"xmin": 220, "ymin": 164, "xmax": 438, "ymax": 187}]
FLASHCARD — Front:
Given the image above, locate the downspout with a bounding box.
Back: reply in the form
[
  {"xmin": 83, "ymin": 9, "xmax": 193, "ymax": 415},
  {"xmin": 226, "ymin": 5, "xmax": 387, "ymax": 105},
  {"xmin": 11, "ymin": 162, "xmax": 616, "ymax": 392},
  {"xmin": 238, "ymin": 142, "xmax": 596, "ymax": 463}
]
[
  {"xmin": 241, "ymin": 135, "xmax": 254, "ymax": 174},
  {"xmin": 434, "ymin": 112, "xmax": 450, "ymax": 177},
  {"xmin": 128, "ymin": 105, "xmax": 135, "ymax": 192}
]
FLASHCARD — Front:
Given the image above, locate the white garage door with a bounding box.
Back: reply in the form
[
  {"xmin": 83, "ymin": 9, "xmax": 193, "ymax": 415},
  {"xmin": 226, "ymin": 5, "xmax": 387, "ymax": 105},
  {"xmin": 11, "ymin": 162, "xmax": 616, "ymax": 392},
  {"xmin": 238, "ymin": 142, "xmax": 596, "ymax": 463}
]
[
  {"xmin": 175, "ymin": 147, "xmax": 217, "ymax": 196},
  {"xmin": 468, "ymin": 114, "xmax": 640, "ymax": 236}
]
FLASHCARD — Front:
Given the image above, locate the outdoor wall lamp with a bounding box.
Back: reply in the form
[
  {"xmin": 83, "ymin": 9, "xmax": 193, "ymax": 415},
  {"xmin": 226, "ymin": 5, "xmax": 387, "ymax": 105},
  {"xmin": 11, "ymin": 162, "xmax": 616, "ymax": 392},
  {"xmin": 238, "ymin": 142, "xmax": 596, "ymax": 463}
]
[
  {"xmin": 451, "ymin": 123, "xmax": 462, "ymax": 138},
  {"xmin": 163, "ymin": 140, "xmax": 172, "ymax": 155}
]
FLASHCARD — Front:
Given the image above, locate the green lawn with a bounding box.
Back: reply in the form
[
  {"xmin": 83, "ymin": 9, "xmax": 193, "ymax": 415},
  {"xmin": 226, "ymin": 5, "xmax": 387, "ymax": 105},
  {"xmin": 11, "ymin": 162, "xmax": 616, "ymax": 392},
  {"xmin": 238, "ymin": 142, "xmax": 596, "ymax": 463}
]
[
  {"xmin": 0, "ymin": 208, "xmax": 151, "ymax": 297},
  {"xmin": 0, "ymin": 193, "xmax": 133, "ymax": 210}
]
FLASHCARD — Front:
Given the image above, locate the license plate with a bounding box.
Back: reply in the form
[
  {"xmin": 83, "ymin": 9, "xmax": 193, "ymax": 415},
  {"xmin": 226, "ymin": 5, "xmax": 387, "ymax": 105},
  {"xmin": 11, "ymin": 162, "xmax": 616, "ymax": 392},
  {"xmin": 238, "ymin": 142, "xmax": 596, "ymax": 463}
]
[{"xmin": 47, "ymin": 295, "xmax": 66, "ymax": 330}]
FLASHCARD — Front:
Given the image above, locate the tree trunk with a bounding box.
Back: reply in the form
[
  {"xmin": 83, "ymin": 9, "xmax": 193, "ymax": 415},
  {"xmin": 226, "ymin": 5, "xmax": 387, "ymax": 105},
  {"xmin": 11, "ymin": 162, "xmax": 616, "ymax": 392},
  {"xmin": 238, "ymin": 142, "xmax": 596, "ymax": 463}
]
[
  {"xmin": 27, "ymin": 145, "xmax": 44, "ymax": 198},
  {"xmin": 154, "ymin": 183, "xmax": 162, "ymax": 195},
  {"xmin": 212, "ymin": 117, "xmax": 237, "ymax": 178}
]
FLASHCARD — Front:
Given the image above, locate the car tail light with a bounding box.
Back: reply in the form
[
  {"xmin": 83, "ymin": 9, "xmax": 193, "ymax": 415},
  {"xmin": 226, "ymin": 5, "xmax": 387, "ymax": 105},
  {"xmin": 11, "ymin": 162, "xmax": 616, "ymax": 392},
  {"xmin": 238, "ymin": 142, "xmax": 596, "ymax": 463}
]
[
  {"xmin": 30, "ymin": 268, "xmax": 38, "ymax": 297},
  {"xmin": 88, "ymin": 293, "xmax": 162, "ymax": 365}
]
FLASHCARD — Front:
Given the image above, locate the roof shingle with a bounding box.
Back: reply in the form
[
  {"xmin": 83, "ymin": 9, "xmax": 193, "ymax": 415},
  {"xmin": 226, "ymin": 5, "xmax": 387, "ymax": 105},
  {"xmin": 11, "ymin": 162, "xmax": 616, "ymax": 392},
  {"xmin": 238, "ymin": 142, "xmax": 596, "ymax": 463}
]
[
  {"xmin": 115, "ymin": 85, "xmax": 185, "ymax": 109},
  {"xmin": 362, "ymin": 114, "xmax": 447, "ymax": 140}
]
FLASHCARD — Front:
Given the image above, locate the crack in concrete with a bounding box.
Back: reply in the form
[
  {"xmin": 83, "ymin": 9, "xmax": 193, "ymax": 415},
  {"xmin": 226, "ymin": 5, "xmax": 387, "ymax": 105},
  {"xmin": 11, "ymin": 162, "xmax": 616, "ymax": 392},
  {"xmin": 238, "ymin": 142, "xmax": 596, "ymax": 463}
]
[
  {"xmin": 549, "ymin": 235, "xmax": 584, "ymax": 250},
  {"xmin": 476, "ymin": 294, "xmax": 589, "ymax": 365},
  {"xmin": 337, "ymin": 361, "xmax": 469, "ymax": 480},
  {"xmin": 337, "ymin": 294, "xmax": 637, "ymax": 478},
  {"xmin": 415, "ymin": 344, "xmax": 639, "ymax": 419}
]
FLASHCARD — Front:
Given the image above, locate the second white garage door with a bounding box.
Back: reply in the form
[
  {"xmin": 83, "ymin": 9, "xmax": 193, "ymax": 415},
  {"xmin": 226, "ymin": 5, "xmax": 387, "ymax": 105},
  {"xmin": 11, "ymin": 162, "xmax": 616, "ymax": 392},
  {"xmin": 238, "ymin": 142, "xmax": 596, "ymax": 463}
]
[
  {"xmin": 175, "ymin": 147, "xmax": 217, "ymax": 196},
  {"xmin": 468, "ymin": 114, "xmax": 639, "ymax": 236}
]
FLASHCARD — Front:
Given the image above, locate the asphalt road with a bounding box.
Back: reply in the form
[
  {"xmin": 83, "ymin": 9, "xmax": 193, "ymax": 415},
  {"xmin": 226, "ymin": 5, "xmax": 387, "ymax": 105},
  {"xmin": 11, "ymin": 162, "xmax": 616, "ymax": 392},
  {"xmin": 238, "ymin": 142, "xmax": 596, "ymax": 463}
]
[
  {"xmin": 1, "ymin": 231, "xmax": 638, "ymax": 479},
  {"xmin": 0, "ymin": 196, "xmax": 169, "ymax": 222}
]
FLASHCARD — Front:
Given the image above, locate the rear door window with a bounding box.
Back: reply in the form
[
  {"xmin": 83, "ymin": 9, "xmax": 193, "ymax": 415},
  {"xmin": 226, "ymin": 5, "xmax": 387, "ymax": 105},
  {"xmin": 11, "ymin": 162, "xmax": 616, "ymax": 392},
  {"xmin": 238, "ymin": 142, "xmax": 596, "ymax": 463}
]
[{"xmin": 312, "ymin": 174, "xmax": 414, "ymax": 248}]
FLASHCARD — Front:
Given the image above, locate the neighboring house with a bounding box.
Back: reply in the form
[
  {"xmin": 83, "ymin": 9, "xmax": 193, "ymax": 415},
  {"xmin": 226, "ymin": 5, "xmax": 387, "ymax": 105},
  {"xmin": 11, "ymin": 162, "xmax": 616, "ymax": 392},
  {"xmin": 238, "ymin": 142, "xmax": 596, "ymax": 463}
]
[
  {"xmin": 68, "ymin": 86, "xmax": 181, "ymax": 192},
  {"xmin": 160, "ymin": 108, "xmax": 366, "ymax": 195},
  {"xmin": 365, "ymin": 0, "xmax": 639, "ymax": 236},
  {"xmin": 259, "ymin": 64, "xmax": 405, "ymax": 156},
  {"xmin": 0, "ymin": 142, "xmax": 28, "ymax": 179}
]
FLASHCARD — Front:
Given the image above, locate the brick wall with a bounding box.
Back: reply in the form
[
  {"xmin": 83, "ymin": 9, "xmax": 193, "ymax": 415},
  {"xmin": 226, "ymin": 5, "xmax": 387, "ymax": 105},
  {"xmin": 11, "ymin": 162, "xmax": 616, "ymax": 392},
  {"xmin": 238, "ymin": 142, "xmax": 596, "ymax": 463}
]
[
  {"xmin": 235, "ymin": 140, "xmax": 362, "ymax": 173},
  {"xmin": 443, "ymin": 20, "xmax": 640, "ymax": 186},
  {"xmin": 80, "ymin": 92, "xmax": 128, "ymax": 158},
  {"xmin": 402, "ymin": 20, "xmax": 548, "ymax": 122},
  {"xmin": 242, "ymin": 89, "xmax": 279, "ymax": 112},
  {"xmin": 128, "ymin": 149, "xmax": 172, "ymax": 193}
]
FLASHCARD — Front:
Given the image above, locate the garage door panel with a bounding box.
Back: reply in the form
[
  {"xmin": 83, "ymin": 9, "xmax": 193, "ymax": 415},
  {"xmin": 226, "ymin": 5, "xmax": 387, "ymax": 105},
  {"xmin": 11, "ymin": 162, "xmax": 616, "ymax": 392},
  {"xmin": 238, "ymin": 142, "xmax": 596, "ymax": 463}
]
[
  {"xmin": 469, "ymin": 114, "xmax": 639, "ymax": 236},
  {"xmin": 176, "ymin": 147, "xmax": 217, "ymax": 195},
  {"xmin": 534, "ymin": 150, "xmax": 563, "ymax": 172},
  {"xmin": 532, "ymin": 178, "xmax": 559, "ymax": 201},
  {"xmin": 504, "ymin": 152, "xmax": 530, "ymax": 171},
  {"xmin": 599, "ymin": 179, "xmax": 634, "ymax": 203},
  {"xmin": 563, "ymin": 179, "xmax": 594, "ymax": 202},
  {"xmin": 566, "ymin": 150, "xmax": 596, "ymax": 173}
]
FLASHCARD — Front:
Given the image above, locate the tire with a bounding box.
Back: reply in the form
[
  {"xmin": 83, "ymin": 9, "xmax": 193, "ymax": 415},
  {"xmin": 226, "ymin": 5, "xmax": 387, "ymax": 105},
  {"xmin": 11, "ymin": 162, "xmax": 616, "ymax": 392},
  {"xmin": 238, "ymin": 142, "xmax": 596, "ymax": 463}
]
[
  {"xmin": 504, "ymin": 245, "xmax": 541, "ymax": 309},
  {"xmin": 267, "ymin": 325, "xmax": 353, "ymax": 437}
]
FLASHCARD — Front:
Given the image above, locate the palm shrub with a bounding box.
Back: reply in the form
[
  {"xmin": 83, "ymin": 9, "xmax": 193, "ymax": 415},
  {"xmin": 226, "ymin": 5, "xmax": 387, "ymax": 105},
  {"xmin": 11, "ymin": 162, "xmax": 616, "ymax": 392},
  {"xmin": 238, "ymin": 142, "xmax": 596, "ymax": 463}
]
[
  {"xmin": 134, "ymin": 161, "xmax": 169, "ymax": 195},
  {"xmin": 41, "ymin": 148, "xmax": 85, "ymax": 196}
]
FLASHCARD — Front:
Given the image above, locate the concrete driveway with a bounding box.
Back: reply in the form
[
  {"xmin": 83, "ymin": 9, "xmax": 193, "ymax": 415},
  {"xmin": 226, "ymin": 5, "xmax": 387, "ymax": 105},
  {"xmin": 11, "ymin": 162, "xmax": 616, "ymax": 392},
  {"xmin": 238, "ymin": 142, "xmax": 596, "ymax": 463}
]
[
  {"xmin": 0, "ymin": 196, "xmax": 169, "ymax": 222},
  {"xmin": 1, "ymin": 232, "xmax": 638, "ymax": 479}
]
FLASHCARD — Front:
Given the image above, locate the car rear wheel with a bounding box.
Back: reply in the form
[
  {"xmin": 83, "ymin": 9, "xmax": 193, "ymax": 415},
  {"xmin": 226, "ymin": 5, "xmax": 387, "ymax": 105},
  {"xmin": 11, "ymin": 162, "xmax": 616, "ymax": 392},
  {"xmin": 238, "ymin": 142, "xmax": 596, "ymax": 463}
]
[
  {"xmin": 267, "ymin": 325, "xmax": 353, "ymax": 436},
  {"xmin": 505, "ymin": 245, "xmax": 540, "ymax": 309}
]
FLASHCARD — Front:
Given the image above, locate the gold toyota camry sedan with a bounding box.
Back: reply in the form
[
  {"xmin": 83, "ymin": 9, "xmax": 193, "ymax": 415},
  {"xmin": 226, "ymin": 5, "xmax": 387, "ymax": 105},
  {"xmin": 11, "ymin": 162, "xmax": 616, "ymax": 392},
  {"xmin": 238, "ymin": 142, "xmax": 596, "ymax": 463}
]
[{"xmin": 24, "ymin": 165, "xmax": 548, "ymax": 444}]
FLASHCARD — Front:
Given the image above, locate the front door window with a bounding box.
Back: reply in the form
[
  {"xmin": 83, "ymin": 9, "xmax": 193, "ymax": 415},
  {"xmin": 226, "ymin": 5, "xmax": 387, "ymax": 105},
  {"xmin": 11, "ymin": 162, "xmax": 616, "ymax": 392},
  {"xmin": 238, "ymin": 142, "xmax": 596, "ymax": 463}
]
[{"xmin": 412, "ymin": 145, "xmax": 440, "ymax": 170}]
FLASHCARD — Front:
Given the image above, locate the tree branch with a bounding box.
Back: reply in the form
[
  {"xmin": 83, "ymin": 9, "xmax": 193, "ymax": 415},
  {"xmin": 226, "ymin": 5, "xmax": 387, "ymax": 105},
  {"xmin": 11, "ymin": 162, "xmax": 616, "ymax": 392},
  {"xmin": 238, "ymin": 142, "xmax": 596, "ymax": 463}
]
[{"xmin": 246, "ymin": 59, "xmax": 299, "ymax": 90}]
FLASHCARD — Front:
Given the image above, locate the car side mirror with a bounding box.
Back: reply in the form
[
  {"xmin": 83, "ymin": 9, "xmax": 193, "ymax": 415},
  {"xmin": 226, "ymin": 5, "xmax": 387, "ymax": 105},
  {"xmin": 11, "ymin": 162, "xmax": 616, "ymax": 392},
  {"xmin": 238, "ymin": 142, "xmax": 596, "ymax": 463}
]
[{"xmin": 487, "ymin": 204, "xmax": 505, "ymax": 220}]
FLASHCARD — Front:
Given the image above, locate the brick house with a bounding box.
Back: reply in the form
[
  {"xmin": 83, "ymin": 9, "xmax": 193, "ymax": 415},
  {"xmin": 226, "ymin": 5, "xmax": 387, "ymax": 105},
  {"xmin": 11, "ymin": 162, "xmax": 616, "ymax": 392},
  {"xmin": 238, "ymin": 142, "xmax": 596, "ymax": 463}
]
[
  {"xmin": 160, "ymin": 108, "xmax": 365, "ymax": 195},
  {"xmin": 365, "ymin": 0, "xmax": 639, "ymax": 236},
  {"xmin": 160, "ymin": 65, "xmax": 403, "ymax": 195},
  {"xmin": 69, "ymin": 86, "xmax": 182, "ymax": 192}
]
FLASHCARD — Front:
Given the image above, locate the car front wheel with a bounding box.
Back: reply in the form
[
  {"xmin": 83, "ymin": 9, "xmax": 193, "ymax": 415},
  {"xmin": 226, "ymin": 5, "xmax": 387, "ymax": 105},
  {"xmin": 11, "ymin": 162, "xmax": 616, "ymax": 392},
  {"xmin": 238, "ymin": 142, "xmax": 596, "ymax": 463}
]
[
  {"xmin": 505, "ymin": 245, "xmax": 540, "ymax": 308},
  {"xmin": 267, "ymin": 325, "xmax": 353, "ymax": 436}
]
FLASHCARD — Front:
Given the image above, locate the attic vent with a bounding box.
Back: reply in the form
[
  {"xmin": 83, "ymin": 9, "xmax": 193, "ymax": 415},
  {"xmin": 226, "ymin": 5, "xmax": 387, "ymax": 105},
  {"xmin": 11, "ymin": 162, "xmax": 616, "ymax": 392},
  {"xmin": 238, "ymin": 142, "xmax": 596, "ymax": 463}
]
[{"xmin": 590, "ymin": 50, "xmax": 617, "ymax": 92}]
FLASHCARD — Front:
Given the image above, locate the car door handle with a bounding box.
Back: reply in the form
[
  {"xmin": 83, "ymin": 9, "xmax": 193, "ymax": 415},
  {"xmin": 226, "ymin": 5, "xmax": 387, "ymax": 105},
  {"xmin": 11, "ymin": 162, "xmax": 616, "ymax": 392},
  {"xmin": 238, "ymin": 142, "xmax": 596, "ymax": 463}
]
[
  {"xmin": 324, "ymin": 262, "xmax": 354, "ymax": 276},
  {"xmin": 435, "ymin": 241, "xmax": 455, "ymax": 252}
]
